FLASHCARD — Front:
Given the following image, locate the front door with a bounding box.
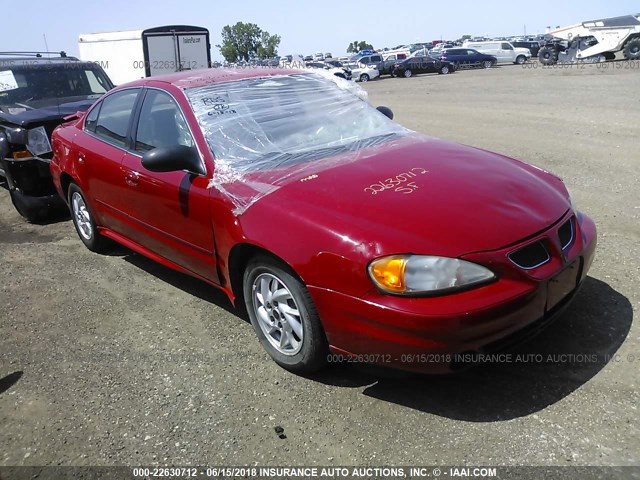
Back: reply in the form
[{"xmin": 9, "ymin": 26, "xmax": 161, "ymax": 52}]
[{"xmin": 119, "ymin": 88, "xmax": 217, "ymax": 282}]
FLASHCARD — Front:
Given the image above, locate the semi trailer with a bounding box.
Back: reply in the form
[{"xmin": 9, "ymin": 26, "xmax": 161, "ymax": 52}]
[
  {"xmin": 539, "ymin": 14, "xmax": 640, "ymax": 65},
  {"xmin": 78, "ymin": 25, "xmax": 212, "ymax": 85}
]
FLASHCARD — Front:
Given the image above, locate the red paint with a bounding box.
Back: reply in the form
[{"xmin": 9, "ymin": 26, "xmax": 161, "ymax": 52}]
[{"xmin": 50, "ymin": 70, "xmax": 597, "ymax": 372}]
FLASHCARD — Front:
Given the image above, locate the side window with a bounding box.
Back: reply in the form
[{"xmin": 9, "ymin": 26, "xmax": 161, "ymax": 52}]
[
  {"xmin": 502, "ymin": 43, "xmax": 513, "ymax": 50},
  {"xmin": 372, "ymin": 55, "xmax": 382, "ymax": 62},
  {"xmin": 93, "ymin": 89, "xmax": 139, "ymax": 147},
  {"xmin": 84, "ymin": 104, "xmax": 101, "ymax": 133},
  {"xmin": 134, "ymin": 89, "xmax": 194, "ymax": 153}
]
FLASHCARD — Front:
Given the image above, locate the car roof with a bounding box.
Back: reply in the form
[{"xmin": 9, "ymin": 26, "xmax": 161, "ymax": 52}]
[
  {"xmin": 0, "ymin": 56, "xmax": 86, "ymax": 67},
  {"xmin": 121, "ymin": 68, "xmax": 308, "ymax": 89}
]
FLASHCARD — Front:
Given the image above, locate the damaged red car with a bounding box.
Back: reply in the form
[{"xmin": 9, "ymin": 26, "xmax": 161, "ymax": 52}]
[{"xmin": 50, "ymin": 69, "xmax": 597, "ymax": 374}]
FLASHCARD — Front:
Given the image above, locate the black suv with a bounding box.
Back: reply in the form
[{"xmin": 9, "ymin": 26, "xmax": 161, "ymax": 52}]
[{"xmin": 0, "ymin": 52, "xmax": 114, "ymax": 221}]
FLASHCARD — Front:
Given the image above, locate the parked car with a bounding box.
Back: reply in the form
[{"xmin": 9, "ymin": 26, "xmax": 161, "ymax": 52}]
[
  {"xmin": 392, "ymin": 57, "xmax": 456, "ymax": 77},
  {"xmin": 462, "ymin": 41, "xmax": 531, "ymax": 64},
  {"xmin": 0, "ymin": 52, "xmax": 114, "ymax": 221},
  {"xmin": 512, "ymin": 41, "xmax": 541, "ymax": 57},
  {"xmin": 50, "ymin": 68, "xmax": 596, "ymax": 374},
  {"xmin": 344, "ymin": 62, "xmax": 380, "ymax": 82},
  {"xmin": 352, "ymin": 54, "xmax": 383, "ymax": 67},
  {"xmin": 305, "ymin": 62, "xmax": 352, "ymax": 80},
  {"xmin": 438, "ymin": 48, "xmax": 497, "ymax": 68}
]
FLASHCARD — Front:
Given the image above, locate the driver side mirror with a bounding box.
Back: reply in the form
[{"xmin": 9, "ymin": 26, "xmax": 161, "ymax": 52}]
[
  {"xmin": 376, "ymin": 106, "xmax": 394, "ymax": 120},
  {"xmin": 142, "ymin": 145, "xmax": 205, "ymax": 176}
]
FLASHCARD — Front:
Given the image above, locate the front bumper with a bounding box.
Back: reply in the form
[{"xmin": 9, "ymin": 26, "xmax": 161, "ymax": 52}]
[{"xmin": 309, "ymin": 212, "xmax": 597, "ymax": 373}]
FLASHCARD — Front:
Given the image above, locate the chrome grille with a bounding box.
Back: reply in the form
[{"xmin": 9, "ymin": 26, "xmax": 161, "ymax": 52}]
[
  {"xmin": 558, "ymin": 217, "xmax": 574, "ymax": 251},
  {"xmin": 509, "ymin": 241, "xmax": 550, "ymax": 269}
]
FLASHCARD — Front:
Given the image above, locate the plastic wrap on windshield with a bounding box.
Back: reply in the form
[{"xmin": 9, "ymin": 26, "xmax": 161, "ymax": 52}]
[{"xmin": 186, "ymin": 71, "xmax": 409, "ymax": 214}]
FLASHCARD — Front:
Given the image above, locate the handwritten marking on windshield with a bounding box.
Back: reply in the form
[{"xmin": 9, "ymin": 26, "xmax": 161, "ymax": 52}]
[
  {"xmin": 364, "ymin": 167, "xmax": 427, "ymax": 195},
  {"xmin": 300, "ymin": 174, "xmax": 318, "ymax": 182}
]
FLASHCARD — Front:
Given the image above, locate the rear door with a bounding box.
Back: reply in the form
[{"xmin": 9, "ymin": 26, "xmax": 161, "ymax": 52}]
[
  {"xmin": 176, "ymin": 32, "xmax": 210, "ymax": 71},
  {"xmin": 75, "ymin": 88, "xmax": 141, "ymax": 229}
]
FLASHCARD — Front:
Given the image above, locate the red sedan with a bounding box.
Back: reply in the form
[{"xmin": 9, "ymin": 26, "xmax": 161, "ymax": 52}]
[{"xmin": 50, "ymin": 69, "xmax": 597, "ymax": 374}]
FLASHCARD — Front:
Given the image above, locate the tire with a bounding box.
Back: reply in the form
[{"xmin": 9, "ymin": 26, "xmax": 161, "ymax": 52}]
[
  {"xmin": 403, "ymin": 69, "xmax": 412, "ymax": 78},
  {"xmin": 359, "ymin": 74, "xmax": 369, "ymax": 82},
  {"xmin": 538, "ymin": 46, "xmax": 558, "ymax": 65},
  {"xmin": 439, "ymin": 65, "xmax": 450, "ymax": 74},
  {"xmin": 68, "ymin": 183, "xmax": 108, "ymax": 252},
  {"xmin": 623, "ymin": 38, "xmax": 640, "ymax": 60},
  {"xmin": 482, "ymin": 60, "xmax": 493, "ymax": 69},
  {"xmin": 515, "ymin": 55, "xmax": 527, "ymax": 65},
  {"xmin": 9, "ymin": 190, "xmax": 48, "ymax": 223},
  {"xmin": 243, "ymin": 255, "xmax": 328, "ymax": 374}
]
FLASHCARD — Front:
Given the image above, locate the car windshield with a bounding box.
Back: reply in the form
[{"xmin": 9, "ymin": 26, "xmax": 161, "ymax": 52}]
[
  {"xmin": 186, "ymin": 73, "xmax": 404, "ymax": 173},
  {"xmin": 0, "ymin": 64, "xmax": 112, "ymax": 112}
]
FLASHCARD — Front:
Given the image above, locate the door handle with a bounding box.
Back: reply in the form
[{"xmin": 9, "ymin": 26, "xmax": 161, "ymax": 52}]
[
  {"xmin": 78, "ymin": 152, "xmax": 85, "ymax": 164},
  {"xmin": 125, "ymin": 171, "xmax": 140, "ymax": 186}
]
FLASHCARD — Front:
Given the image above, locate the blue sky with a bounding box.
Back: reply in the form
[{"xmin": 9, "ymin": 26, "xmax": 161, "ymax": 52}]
[{"xmin": 3, "ymin": 0, "xmax": 638, "ymax": 60}]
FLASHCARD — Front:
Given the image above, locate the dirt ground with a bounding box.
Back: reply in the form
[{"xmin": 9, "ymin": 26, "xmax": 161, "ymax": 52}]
[{"xmin": 1, "ymin": 61, "xmax": 639, "ymax": 468}]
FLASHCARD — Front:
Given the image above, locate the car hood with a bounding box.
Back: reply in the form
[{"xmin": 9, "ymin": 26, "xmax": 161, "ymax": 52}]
[
  {"xmin": 0, "ymin": 98, "xmax": 96, "ymax": 129},
  {"xmin": 239, "ymin": 134, "xmax": 569, "ymax": 257}
]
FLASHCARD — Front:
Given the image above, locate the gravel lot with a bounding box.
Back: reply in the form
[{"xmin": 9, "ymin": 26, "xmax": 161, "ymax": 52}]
[{"xmin": 1, "ymin": 61, "xmax": 639, "ymax": 468}]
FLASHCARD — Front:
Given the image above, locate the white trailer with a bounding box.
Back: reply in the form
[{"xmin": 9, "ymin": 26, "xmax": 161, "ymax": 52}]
[{"xmin": 78, "ymin": 25, "xmax": 211, "ymax": 85}]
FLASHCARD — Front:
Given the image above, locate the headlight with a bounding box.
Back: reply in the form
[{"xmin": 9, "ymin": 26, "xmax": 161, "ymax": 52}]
[{"xmin": 368, "ymin": 255, "xmax": 495, "ymax": 295}]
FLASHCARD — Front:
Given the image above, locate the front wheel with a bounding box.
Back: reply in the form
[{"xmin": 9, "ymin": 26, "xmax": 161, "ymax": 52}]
[
  {"xmin": 403, "ymin": 69, "xmax": 412, "ymax": 78},
  {"xmin": 68, "ymin": 183, "xmax": 109, "ymax": 252},
  {"xmin": 538, "ymin": 46, "xmax": 558, "ymax": 65},
  {"xmin": 359, "ymin": 73, "xmax": 369, "ymax": 82},
  {"xmin": 482, "ymin": 60, "xmax": 494, "ymax": 69},
  {"xmin": 243, "ymin": 256, "xmax": 328, "ymax": 374},
  {"xmin": 9, "ymin": 190, "xmax": 50, "ymax": 223},
  {"xmin": 515, "ymin": 55, "xmax": 527, "ymax": 65},
  {"xmin": 439, "ymin": 65, "xmax": 450, "ymax": 74}
]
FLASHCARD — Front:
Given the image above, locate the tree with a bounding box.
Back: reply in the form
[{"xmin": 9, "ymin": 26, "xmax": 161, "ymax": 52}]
[
  {"xmin": 257, "ymin": 31, "xmax": 281, "ymax": 59},
  {"xmin": 217, "ymin": 22, "xmax": 281, "ymax": 62},
  {"xmin": 347, "ymin": 41, "xmax": 374, "ymax": 53}
]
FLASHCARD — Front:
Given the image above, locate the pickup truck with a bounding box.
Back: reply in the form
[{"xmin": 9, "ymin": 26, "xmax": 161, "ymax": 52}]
[{"xmin": 0, "ymin": 53, "xmax": 114, "ymax": 221}]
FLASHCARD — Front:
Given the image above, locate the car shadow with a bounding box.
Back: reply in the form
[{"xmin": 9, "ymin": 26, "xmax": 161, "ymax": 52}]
[
  {"xmin": 89, "ymin": 248, "xmax": 632, "ymax": 421},
  {"xmin": 312, "ymin": 277, "xmax": 633, "ymax": 421},
  {"xmin": 0, "ymin": 371, "xmax": 24, "ymax": 395},
  {"xmin": 120, "ymin": 251, "xmax": 243, "ymax": 320}
]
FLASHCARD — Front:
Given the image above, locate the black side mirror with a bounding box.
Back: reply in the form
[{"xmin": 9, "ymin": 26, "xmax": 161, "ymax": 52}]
[
  {"xmin": 142, "ymin": 145, "xmax": 204, "ymax": 175},
  {"xmin": 376, "ymin": 106, "xmax": 394, "ymax": 120}
]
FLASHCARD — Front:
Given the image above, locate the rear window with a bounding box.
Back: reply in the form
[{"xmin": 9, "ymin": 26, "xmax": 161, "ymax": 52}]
[{"xmin": 92, "ymin": 89, "xmax": 139, "ymax": 147}]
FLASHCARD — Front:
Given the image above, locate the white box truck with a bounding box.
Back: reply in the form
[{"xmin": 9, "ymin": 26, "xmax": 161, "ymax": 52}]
[{"xmin": 78, "ymin": 25, "xmax": 211, "ymax": 85}]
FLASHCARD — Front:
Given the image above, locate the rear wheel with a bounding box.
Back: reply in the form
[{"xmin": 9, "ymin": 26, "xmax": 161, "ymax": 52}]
[
  {"xmin": 243, "ymin": 256, "xmax": 328, "ymax": 374},
  {"xmin": 623, "ymin": 38, "xmax": 640, "ymax": 60},
  {"xmin": 68, "ymin": 183, "xmax": 109, "ymax": 252},
  {"xmin": 538, "ymin": 46, "xmax": 558, "ymax": 65},
  {"xmin": 359, "ymin": 73, "xmax": 369, "ymax": 82},
  {"xmin": 403, "ymin": 69, "xmax": 413, "ymax": 78}
]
